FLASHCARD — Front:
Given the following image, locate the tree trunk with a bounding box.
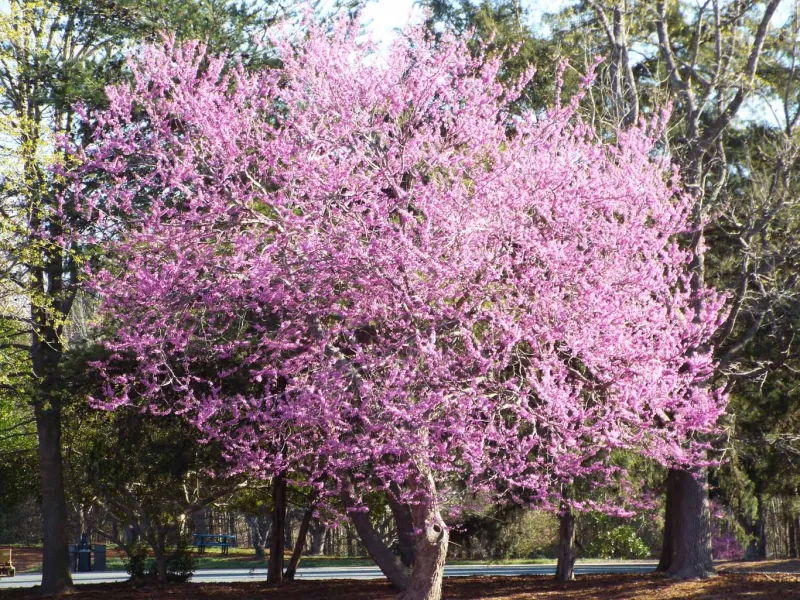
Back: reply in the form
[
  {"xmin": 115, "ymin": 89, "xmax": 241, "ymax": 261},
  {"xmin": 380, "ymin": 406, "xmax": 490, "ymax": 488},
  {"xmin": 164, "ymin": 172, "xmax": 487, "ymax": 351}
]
[
  {"xmin": 194, "ymin": 509, "xmax": 207, "ymax": 535},
  {"xmin": 284, "ymin": 506, "xmax": 314, "ymax": 580},
  {"xmin": 396, "ymin": 469, "xmax": 449, "ymax": 600},
  {"xmin": 152, "ymin": 545, "xmax": 168, "ymax": 583},
  {"xmin": 555, "ymin": 506, "xmax": 576, "ymax": 582},
  {"xmin": 35, "ymin": 383, "xmax": 74, "ymax": 595},
  {"xmin": 795, "ymin": 513, "xmax": 800, "ymax": 559},
  {"xmin": 245, "ymin": 515, "xmax": 266, "ymax": 560},
  {"xmin": 388, "ymin": 492, "xmax": 416, "ymax": 568},
  {"xmin": 341, "ymin": 473, "xmax": 411, "ymax": 590},
  {"xmin": 755, "ymin": 493, "xmax": 768, "ymax": 560},
  {"xmin": 346, "ymin": 525, "xmax": 356, "ymax": 557},
  {"xmin": 658, "ymin": 468, "xmax": 677, "ymax": 570},
  {"xmin": 267, "ymin": 474, "xmax": 287, "ymax": 584},
  {"xmin": 309, "ymin": 521, "xmax": 327, "ymax": 555},
  {"xmin": 284, "ymin": 509, "xmax": 294, "ymax": 551},
  {"xmin": 659, "ymin": 469, "xmax": 715, "ymax": 579}
]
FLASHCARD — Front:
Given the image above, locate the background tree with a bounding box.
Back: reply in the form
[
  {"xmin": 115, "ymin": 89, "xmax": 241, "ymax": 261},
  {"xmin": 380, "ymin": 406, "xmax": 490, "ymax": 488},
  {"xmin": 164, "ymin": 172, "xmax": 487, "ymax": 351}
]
[
  {"xmin": 428, "ymin": 0, "xmax": 791, "ymax": 579},
  {"xmin": 421, "ymin": 0, "xmax": 557, "ymax": 111},
  {"xmin": 0, "ymin": 0, "xmax": 308, "ymax": 592},
  {"xmin": 0, "ymin": 331, "xmax": 38, "ymax": 542},
  {"xmin": 82, "ymin": 408, "xmax": 248, "ymax": 582},
  {"xmin": 544, "ymin": 0, "xmax": 789, "ymax": 578}
]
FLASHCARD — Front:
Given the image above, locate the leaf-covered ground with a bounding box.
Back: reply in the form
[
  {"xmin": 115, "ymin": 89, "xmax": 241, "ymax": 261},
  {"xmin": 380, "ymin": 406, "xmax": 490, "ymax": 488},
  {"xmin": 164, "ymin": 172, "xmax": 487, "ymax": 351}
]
[
  {"xmin": 717, "ymin": 559, "xmax": 800, "ymax": 574},
  {"xmin": 2, "ymin": 573, "xmax": 800, "ymax": 599}
]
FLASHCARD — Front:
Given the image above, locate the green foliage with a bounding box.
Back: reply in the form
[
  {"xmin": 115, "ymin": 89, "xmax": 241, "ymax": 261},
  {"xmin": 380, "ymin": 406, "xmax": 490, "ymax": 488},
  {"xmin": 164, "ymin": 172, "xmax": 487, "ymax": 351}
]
[
  {"xmin": 123, "ymin": 542, "xmax": 151, "ymax": 579},
  {"xmin": 421, "ymin": 0, "xmax": 557, "ymax": 112},
  {"xmin": 586, "ymin": 525, "xmax": 650, "ymax": 559},
  {"xmin": 156, "ymin": 538, "xmax": 197, "ymax": 583},
  {"xmin": 0, "ymin": 352, "xmax": 38, "ymax": 510},
  {"xmin": 123, "ymin": 538, "xmax": 197, "ymax": 582},
  {"xmin": 581, "ymin": 514, "xmax": 651, "ymax": 559},
  {"xmin": 494, "ymin": 510, "xmax": 559, "ymax": 559},
  {"xmin": 450, "ymin": 505, "xmax": 559, "ymax": 560},
  {"xmin": 60, "ymin": 344, "xmax": 241, "ymax": 580}
]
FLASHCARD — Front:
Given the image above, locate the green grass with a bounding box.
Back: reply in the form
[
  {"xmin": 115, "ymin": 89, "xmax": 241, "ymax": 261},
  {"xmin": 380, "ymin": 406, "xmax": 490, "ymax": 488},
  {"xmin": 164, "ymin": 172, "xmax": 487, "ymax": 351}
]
[
  {"xmin": 21, "ymin": 553, "xmax": 381, "ymax": 573},
  {"xmin": 451, "ymin": 558, "xmax": 554, "ymax": 565},
  {"xmin": 21, "ymin": 551, "xmax": 639, "ymax": 573}
]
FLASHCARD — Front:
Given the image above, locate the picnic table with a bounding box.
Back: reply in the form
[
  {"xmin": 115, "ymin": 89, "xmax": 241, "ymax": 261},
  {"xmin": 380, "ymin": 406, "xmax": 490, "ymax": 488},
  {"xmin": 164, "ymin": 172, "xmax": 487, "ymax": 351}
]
[
  {"xmin": 192, "ymin": 534, "xmax": 236, "ymax": 555},
  {"xmin": 0, "ymin": 549, "xmax": 15, "ymax": 577}
]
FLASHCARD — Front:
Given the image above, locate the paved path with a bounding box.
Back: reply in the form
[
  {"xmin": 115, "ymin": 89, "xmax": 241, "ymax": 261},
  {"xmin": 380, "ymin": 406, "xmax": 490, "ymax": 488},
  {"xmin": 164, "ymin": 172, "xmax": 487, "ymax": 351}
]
[{"xmin": 0, "ymin": 562, "xmax": 657, "ymax": 590}]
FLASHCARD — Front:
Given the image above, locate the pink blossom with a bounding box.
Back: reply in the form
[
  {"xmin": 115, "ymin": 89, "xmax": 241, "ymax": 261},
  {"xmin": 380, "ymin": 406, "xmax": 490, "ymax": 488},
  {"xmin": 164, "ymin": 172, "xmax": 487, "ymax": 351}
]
[{"xmin": 72, "ymin": 20, "xmax": 727, "ymax": 511}]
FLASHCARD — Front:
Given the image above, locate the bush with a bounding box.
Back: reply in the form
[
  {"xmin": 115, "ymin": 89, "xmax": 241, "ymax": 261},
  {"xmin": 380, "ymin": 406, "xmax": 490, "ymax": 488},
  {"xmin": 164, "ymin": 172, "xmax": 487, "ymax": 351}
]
[
  {"xmin": 124, "ymin": 537, "xmax": 196, "ymax": 583},
  {"xmin": 712, "ymin": 531, "xmax": 744, "ymax": 560},
  {"xmin": 449, "ymin": 506, "xmax": 559, "ymax": 560},
  {"xmin": 161, "ymin": 539, "xmax": 196, "ymax": 583},
  {"xmin": 585, "ymin": 524, "xmax": 650, "ymax": 559},
  {"xmin": 495, "ymin": 511, "xmax": 559, "ymax": 559},
  {"xmin": 123, "ymin": 542, "xmax": 151, "ymax": 579}
]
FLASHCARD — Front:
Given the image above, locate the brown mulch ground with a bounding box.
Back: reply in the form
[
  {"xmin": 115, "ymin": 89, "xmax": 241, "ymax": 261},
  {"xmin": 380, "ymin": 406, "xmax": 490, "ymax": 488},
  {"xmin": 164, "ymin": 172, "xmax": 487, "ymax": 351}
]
[
  {"xmin": 717, "ymin": 559, "xmax": 800, "ymax": 574},
  {"xmin": 2, "ymin": 573, "xmax": 800, "ymax": 600}
]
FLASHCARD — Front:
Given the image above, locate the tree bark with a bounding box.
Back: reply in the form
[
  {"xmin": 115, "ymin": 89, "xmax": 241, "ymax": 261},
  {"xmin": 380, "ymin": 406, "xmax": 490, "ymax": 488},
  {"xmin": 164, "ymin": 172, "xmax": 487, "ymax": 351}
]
[
  {"xmin": 340, "ymin": 474, "xmax": 411, "ymax": 590},
  {"xmin": 396, "ymin": 469, "xmax": 449, "ymax": 600},
  {"xmin": 388, "ymin": 492, "xmax": 416, "ymax": 568},
  {"xmin": 346, "ymin": 525, "xmax": 356, "ymax": 557},
  {"xmin": 658, "ymin": 469, "xmax": 715, "ymax": 579},
  {"xmin": 756, "ymin": 493, "xmax": 768, "ymax": 560},
  {"xmin": 309, "ymin": 520, "xmax": 327, "ymax": 555},
  {"xmin": 245, "ymin": 515, "xmax": 266, "ymax": 560},
  {"xmin": 794, "ymin": 513, "xmax": 800, "ymax": 558},
  {"xmin": 555, "ymin": 506, "xmax": 576, "ymax": 582},
  {"xmin": 267, "ymin": 474, "xmax": 287, "ymax": 583},
  {"xmin": 152, "ymin": 542, "xmax": 168, "ymax": 583},
  {"xmin": 34, "ymin": 343, "xmax": 74, "ymax": 595},
  {"xmin": 193, "ymin": 509, "xmax": 207, "ymax": 535},
  {"xmin": 284, "ymin": 506, "xmax": 314, "ymax": 580},
  {"xmin": 284, "ymin": 509, "xmax": 294, "ymax": 550},
  {"xmin": 658, "ymin": 469, "xmax": 677, "ymax": 570}
]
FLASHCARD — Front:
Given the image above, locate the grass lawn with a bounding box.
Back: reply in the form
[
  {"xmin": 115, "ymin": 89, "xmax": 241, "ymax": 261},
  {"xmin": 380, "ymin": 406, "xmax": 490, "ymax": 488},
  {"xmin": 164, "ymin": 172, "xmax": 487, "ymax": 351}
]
[
  {"xmin": 103, "ymin": 554, "xmax": 385, "ymax": 572},
  {"xmin": 13, "ymin": 545, "xmax": 557, "ymax": 573}
]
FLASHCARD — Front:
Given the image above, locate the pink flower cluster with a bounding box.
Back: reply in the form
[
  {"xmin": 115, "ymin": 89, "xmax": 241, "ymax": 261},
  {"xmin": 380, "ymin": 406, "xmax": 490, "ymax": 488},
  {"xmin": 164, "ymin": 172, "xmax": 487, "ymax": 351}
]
[{"xmin": 74, "ymin": 20, "xmax": 727, "ymax": 508}]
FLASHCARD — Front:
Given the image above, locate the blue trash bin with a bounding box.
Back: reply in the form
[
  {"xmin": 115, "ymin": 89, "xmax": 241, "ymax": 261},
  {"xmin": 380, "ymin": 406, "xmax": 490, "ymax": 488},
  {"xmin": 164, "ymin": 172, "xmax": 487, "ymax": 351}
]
[
  {"xmin": 78, "ymin": 533, "xmax": 91, "ymax": 572},
  {"xmin": 93, "ymin": 544, "xmax": 106, "ymax": 571}
]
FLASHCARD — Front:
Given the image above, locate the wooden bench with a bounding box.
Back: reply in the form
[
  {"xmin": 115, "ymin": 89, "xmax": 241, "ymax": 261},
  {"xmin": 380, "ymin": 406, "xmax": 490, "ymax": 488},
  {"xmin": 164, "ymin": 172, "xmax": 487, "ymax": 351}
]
[
  {"xmin": 192, "ymin": 534, "xmax": 236, "ymax": 555},
  {"xmin": 0, "ymin": 549, "xmax": 15, "ymax": 577}
]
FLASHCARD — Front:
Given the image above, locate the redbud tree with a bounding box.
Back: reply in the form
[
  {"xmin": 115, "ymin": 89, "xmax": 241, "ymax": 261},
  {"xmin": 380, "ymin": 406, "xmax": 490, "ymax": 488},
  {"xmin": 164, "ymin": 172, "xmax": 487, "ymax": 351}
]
[{"xmin": 73, "ymin": 19, "xmax": 727, "ymax": 600}]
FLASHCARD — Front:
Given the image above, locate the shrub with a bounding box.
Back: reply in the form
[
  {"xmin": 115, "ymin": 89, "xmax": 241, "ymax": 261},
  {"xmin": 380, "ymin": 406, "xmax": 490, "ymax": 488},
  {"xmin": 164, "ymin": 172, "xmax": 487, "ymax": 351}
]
[
  {"xmin": 449, "ymin": 506, "xmax": 559, "ymax": 560},
  {"xmin": 585, "ymin": 524, "xmax": 651, "ymax": 559},
  {"xmin": 124, "ymin": 537, "xmax": 196, "ymax": 583},
  {"xmin": 123, "ymin": 542, "xmax": 151, "ymax": 579},
  {"xmin": 162, "ymin": 538, "xmax": 196, "ymax": 583},
  {"xmin": 712, "ymin": 531, "xmax": 744, "ymax": 560},
  {"xmin": 495, "ymin": 511, "xmax": 559, "ymax": 559}
]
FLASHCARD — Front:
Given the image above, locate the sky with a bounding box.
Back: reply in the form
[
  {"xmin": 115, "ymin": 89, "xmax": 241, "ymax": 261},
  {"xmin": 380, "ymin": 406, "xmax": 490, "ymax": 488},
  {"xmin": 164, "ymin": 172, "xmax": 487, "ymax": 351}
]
[
  {"xmin": 357, "ymin": 0, "xmax": 568, "ymax": 45},
  {"xmin": 360, "ymin": 0, "xmax": 420, "ymax": 39}
]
